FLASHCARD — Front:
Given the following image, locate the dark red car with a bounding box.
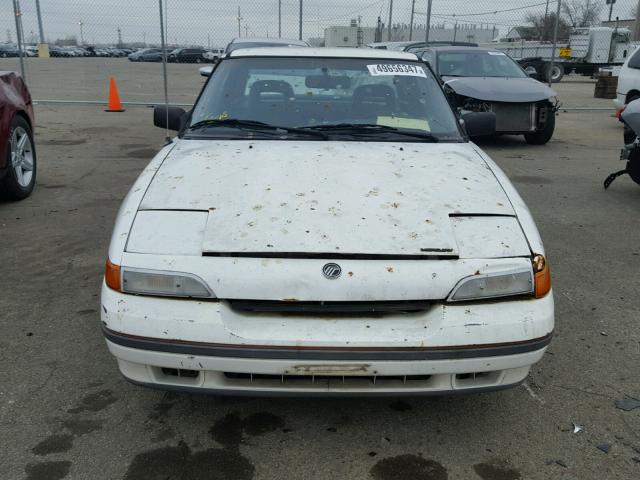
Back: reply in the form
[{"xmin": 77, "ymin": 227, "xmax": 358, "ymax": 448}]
[{"xmin": 0, "ymin": 71, "xmax": 36, "ymax": 200}]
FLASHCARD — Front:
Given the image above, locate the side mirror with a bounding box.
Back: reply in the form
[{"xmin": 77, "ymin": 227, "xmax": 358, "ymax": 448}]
[
  {"xmin": 527, "ymin": 71, "xmax": 540, "ymax": 81},
  {"xmin": 154, "ymin": 106, "xmax": 187, "ymax": 131},
  {"xmin": 199, "ymin": 66, "xmax": 213, "ymax": 77},
  {"xmin": 461, "ymin": 112, "xmax": 496, "ymax": 137}
]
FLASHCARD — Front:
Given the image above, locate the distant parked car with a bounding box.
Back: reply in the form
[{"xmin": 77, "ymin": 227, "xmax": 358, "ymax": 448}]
[
  {"xmin": 24, "ymin": 45, "xmax": 38, "ymax": 57},
  {"xmin": 224, "ymin": 37, "xmax": 310, "ymax": 54},
  {"xmin": 0, "ymin": 44, "xmax": 20, "ymax": 58},
  {"xmin": 49, "ymin": 46, "xmax": 72, "ymax": 57},
  {"xmin": 614, "ymin": 45, "xmax": 640, "ymax": 112},
  {"xmin": 416, "ymin": 46, "xmax": 558, "ymax": 144},
  {"xmin": 168, "ymin": 48, "xmax": 206, "ymax": 63},
  {"xmin": 0, "ymin": 71, "xmax": 36, "ymax": 200},
  {"xmin": 128, "ymin": 48, "xmax": 162, "ymax": 62},
  {"xmin": 203, "ymin": 48, "xmax": 224, "ymax": 62}
]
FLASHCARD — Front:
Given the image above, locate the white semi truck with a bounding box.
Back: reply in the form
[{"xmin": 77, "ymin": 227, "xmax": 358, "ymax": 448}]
[{"xmin": 485, "ymin": 27, "xmax": 639, "ymax": 82}]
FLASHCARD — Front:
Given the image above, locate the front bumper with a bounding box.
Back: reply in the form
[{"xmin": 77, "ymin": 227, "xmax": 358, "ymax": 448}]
[
  {"xmin": 100, "ymin": 283, "xmax": 554, "ymax": 395},
  {"xmin": 105, "ymin": 336, "xmax": 547, "ymax": 396}
]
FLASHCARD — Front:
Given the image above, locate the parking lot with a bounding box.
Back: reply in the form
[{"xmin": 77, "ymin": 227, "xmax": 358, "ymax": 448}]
[{"xmin": 1, "ymin": 59, "xmax": 640, "ymax": 480}]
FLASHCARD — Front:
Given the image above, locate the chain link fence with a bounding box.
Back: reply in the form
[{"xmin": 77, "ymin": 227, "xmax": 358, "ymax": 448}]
[{"xmin": 2, "ymin": 0, "xmax": 640, "ymax": 108}]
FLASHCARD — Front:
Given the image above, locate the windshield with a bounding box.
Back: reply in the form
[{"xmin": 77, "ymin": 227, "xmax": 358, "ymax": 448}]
[
  {"xmin": 438, "ymin": 51, "xmax": 527, "ymax": 78},
  {"xmin": 190, "ymin": 57, "xmax": 462, "ymax": 141}
]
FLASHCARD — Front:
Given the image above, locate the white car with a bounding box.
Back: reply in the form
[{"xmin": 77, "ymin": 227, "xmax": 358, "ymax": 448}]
[
  {"xmin": 614, "ymin": 45, "xmax": 640, "ymax": 111},
  {"xmin": 102, "ymin": 48, "xmax": 554, "ymax": 396},
  {"xmin": 203, "ymin": 48, "xmax": 224, "ymax": 62}
]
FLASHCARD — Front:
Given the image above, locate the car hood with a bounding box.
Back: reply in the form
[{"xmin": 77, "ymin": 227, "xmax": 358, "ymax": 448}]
[
  {"xmin": 442, "ymin": 76, "xmax": 556, "ymax": 103},
  {"xmin": 139, "ymin": 140, "xmax": 518, "ymax": 256}
]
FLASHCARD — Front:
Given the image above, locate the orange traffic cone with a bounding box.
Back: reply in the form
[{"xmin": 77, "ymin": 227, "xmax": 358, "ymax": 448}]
[{"xmin": 105, "ymin": 77, "xmax": 125, "ymax": 112}]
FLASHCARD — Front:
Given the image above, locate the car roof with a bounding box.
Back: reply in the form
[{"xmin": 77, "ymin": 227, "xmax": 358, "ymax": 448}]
[
  {"xmin": 228, "ymin": 47, "xmax": 418, "ymax": 60},
  {"xmin": 366, "ymin": 41, "xmax": 414, "ymax": 50},
  {"xmin": 230, "ymin": 37, "xmax": 309, "ymax": 46},
  {"xmin": 423, "ymin": 46, "xmax": 504, "ymax": 54}
]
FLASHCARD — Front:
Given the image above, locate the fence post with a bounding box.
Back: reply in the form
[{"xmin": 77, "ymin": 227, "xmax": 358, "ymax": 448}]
[
  {"xmin": 158, "ymin": 0, "xmax": 170, "ymax": 140},
  {"xmin": 279, "ymin": 0, "xmax": 282, "ymax": 38},
  {"xmin": 387, "ymin": 0, "xmax": 393, "ymax": 41},
  {"xmin": 12, "ymin": 0, "xmax": 26, "ymax": 83},
  {"xmin": 548, "ymin": 0, "xmax": 562, "ymax": 86},
  {"xmin": 409, "ymin": 0, "xmax": 415, "ymax": 41},
  {"xmin": 299, "ymin": 0, "xmax": 303, "ymax": 40},
  {"xmin": 425, "ymin": 0, "xmax": 432, "ymax": 43}
]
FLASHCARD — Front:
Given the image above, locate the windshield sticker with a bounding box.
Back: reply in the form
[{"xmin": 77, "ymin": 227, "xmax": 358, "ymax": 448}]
[
  {"xmin": 377, "ymin": 116, "xmax": 430, "ymax": 131},
  {"xmin": 487, "ymin": 51, "xmax": 506, "ymax": 56},
  {"xmin": 367, "ymin": 64, "xmax": 427, "ymax": 77}
]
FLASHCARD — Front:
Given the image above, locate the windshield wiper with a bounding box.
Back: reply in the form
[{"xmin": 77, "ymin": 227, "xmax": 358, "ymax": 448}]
[
  {"xmin": 187, "ymin": 118, "xmax": 328, "ymax": 139},
  {"xmin": 299, "ymin": 123, "xmax": 439, "ymax": 142}
]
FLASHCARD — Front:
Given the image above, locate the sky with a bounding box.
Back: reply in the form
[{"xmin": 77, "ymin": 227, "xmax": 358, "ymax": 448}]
[{"xmin": 3, "ymin": 0, "xmax": 634, "ymax": 47}]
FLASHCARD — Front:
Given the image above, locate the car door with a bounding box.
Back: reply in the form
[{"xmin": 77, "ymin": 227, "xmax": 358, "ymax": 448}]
[{"xmin": 621, "ymin": 46, "xmax": 640, "ymax": 103}]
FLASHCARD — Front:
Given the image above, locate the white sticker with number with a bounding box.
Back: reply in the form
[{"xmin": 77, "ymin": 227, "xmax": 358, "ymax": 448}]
[{"xmin": 367, "ymin": 64, "xmax": 427, "ymax": 77}]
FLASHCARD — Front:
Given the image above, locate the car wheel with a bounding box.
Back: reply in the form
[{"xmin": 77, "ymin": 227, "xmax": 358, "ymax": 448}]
[
  {"xmin": 521, "ymin": 63, "xmax": 538, "ymax": 76},
  {"xmin": 546, "ymin": 63, "xmax": 564, "ymax": 83},
  {"xmin": 1, "ymin": 53, "xmax": 7, "ymax": 58},
  {"xmin": 1, "ymin": 115, "xmax": 36, "ymax": 200},
  {"xmin": 196, "ymin": 57, "xmax": 202, "ymax": 63},
  {"xmin": 524, "ymin": 108, "xmax": 555, "ymax": 145}
]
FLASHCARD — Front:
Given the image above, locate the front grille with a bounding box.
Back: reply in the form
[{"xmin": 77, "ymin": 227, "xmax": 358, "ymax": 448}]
[
  {"xmin": 224, "ymin": 372, "xmax": 433, "ymax": 386},
  {"xmin": 227, "ymin": 300, "xmax": 431, "ymax": 315},
  {"xmin": 490, "ymin": 102, "xmax": 536, "ymax": 132}
]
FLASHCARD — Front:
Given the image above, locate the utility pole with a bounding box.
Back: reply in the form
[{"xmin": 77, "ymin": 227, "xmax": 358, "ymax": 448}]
[
  {"xmin": 35, "ymin": 0, "xmax": 45, "ymax": 44},
  {"xmin": 237, "ymin": 7, "xmax": 242, "ymax": 38},
  {"xmin": 387, "ymin": 0, "xmax": 393, "ymax": 41},
  {"xmin": 278, "ymin": 0, "xmax": 282, "ymax": 38},
  {"xmin": 409, "ymin": 0, "xmax": 415, "ymax": 40},
  {"xmin": 245, "ymin": 24, "xmax": 249, "ymax": 37},
  {"xmin": 299, "ymin": 0, "xmax": 303, "ymax": 41},
  {"xmin": 425, "ymin": 0, "xmax": 433, "ymax": 43}
]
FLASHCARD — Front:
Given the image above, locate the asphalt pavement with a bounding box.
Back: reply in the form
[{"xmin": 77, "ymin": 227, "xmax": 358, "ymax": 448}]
[{"xmin": 0, "ymin": 73, "xmax": 639, "ymax": 480}]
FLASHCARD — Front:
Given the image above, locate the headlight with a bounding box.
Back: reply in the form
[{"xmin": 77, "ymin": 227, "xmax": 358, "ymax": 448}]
[
  {"xmin": 122, "ymin": 268, "xmax": 213, "ymax": 298},
  {"xmin": 447, "ymin": 255, "xmax": 551, "ymax": 302},
  {"xmin": 448, "ymin": 269, "xmax": 534, "ymax": 302},
  {"xmin": 105, "ymin": 261, "xmax": 214, "ymax": 298}
]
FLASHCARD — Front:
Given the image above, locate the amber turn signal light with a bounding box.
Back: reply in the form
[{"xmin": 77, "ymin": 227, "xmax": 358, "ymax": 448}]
[
  {"xmin": 532, "ymin": 254, "xmax": 551, "ymax": 298},
  {"xmin": 105, "ymin": 260, "xmax": 121, "ymax": 291}
]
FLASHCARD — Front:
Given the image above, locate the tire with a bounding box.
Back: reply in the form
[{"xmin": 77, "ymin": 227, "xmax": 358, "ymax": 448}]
[
  {"xmin": 545, "ymin": 63, "xmax": 564, "ymax": 83},
  {"xmin": 525, "ymin": 107, "xmax": 556, "ymax": 145},
  {"xmin": 1, "ymin": 115, "xmax": 36, "ymax": 200},
  {"xmin": 196, "ymin": 57, "xmax": 202, "ymax": 64},
  {"xmin": 521, "ymin": 62, "xmax": 538, "ymax": 77},
  {"xmin": 623, "ymin": 94, "xmax": 640, "ymax": 144}
]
